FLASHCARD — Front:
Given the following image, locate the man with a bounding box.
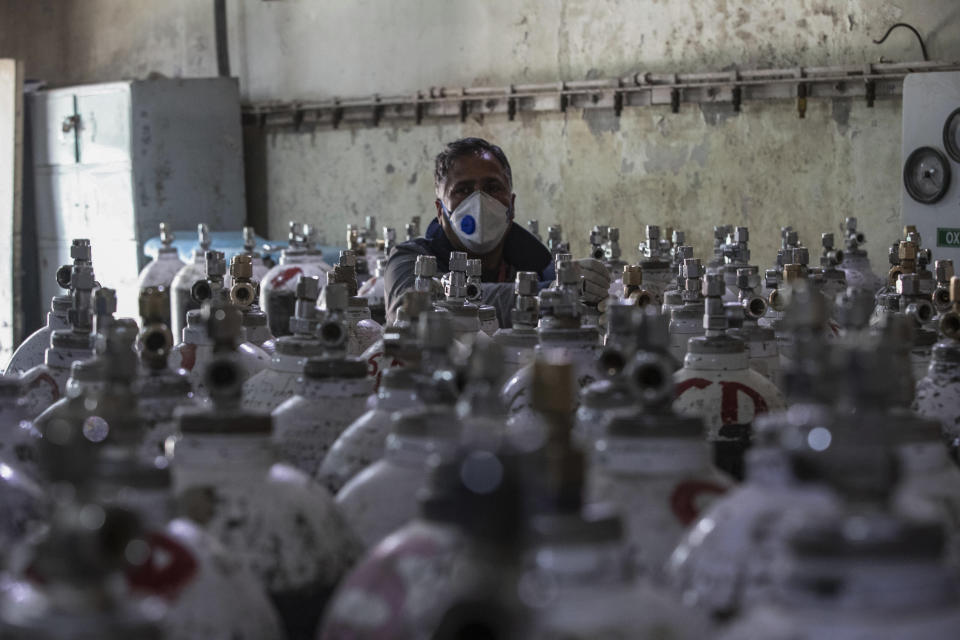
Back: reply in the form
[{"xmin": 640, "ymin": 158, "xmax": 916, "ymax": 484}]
[{"xmin": 383, "ymin": 137, "xmax": 610, "ymax": 326}]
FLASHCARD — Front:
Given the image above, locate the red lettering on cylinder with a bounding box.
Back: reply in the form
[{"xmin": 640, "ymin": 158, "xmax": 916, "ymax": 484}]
[
  {"xmin": 126, "ymin": 532, "xmax": 199, "ymax": 597},
  {"xmin": 674, "ymin": 377, "xmax": 712, "ymax": 398},
  {"xmin": 718, "ymin": 381, "xmax": 768, "ymax": 425},
  {"xmin": 270, "ymin": 267, "xmax": 304, "ymax": 289},
  {"xmin": 670, "ymin": 480, "xmax": 729, "ymax": 526}
]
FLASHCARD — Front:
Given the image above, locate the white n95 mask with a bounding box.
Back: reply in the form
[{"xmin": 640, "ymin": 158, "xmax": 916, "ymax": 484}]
[{"xmin": 442, "ymin": 191, "xmax": 511, "ymax": 255}]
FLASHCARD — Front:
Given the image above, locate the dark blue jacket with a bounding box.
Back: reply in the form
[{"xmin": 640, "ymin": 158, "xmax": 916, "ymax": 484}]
[{"xmin": 384, "ymin": 217, "xmax": 555, "ymax": 327}]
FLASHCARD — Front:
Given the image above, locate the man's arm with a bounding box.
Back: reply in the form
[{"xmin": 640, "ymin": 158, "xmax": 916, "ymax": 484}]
[
  {"xmin": 478, "ymin": 283, "xmax": 519, "ymax": 328},
  {"xmin": 386, "ymin": 256, "xmax": 516, "ymax": 328},
  {"xmin": 386, "ymin": 244, "xmax": 556, "ymax": 328},
  {"xmin": 383, "ymin": 246, "xmax": 423, "ymax": 325},
  {"xmin": 480, "ymin": 261, "xmax": 555, "ymax": 329}
]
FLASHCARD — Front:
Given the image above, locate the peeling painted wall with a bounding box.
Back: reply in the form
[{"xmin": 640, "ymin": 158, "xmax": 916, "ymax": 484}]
[
  {"xmin": 3, "ymin": 0, "xmax": 960, "ymax": 265},
  {"xmin": 258, "ymin": 97, "xmax": 903, "ymax": 268},
  {"xmin": 0, "ymin": 0, "xmax": 216, "ymax": 85}
]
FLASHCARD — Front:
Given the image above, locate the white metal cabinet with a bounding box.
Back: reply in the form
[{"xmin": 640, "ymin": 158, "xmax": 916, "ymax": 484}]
[
  {"xmin": 901, "ymin": 72, "xmax": 960, "ymax": 265},
  {"xmin": 27, "ymin": 78, "xmax": 245, "ymax": 319}
]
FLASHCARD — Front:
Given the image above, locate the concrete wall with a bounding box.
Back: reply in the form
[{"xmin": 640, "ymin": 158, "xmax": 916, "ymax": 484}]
[
  {"xmin": 0, "ymin": 0, "xmax": 216, "ymax": 85},
  {"xmin": 3, "ymin": 0, "xmax": 960, "ymax": 267},
  {"xmin": 0, "ymin": 59, "xmax": 23, "ymax": 362}
]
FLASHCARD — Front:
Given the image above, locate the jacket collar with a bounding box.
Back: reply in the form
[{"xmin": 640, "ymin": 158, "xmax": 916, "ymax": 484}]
[{"xmin": 424, "ymin": 217, "xmax": 551, "ymax": 277}]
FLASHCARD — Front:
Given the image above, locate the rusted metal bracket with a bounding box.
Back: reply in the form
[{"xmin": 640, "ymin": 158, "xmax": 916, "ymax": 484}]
[
  {"xmin": 731, "ymin": 70, "xmax": 742, "ymax": 112},
  {"xmin": 241, "ymin": 60, "xmax": 960, "ymax": 130},
  {"xmin": 796, "ymin": 68, "xmax": 808, "ymax": 119}
]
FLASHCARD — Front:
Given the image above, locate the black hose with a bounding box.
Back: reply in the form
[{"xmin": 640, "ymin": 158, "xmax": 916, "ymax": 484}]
[
  {"xmin": 873, "ymin": 22, "xmax": 929, "ymax": 62},
  {"xmin": 214, "ymin": 0, "xmax": 230, "ymax": 76}
]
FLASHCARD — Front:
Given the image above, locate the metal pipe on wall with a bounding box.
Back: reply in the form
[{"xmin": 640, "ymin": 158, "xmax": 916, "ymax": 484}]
[{"xmin": 214, "ymin": 0, "xmax": 230, "ymax": 77}]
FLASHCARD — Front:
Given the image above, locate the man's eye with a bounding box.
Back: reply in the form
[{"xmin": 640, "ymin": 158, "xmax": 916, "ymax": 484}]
[{"xmin": 485, "ymin": 183, "xmax": 505, "ymax": 193}]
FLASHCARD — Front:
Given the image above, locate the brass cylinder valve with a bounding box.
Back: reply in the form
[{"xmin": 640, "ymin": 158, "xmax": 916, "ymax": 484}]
[
  {"xmin": 702, "ymin": 272, "xmax": 728, "ymax": 335},
  {"xmin": 530, "ymin": 351, "xmax": 583, "ymax": 510},
  {"xmin": 465, "ymin": 259, "xmax": 483, "ymax": 301},
  {"xmin": 820, "ymin": 232, "xmax": 844, "ymax": 267},
  {"xmin": 713, "ymin": 225, "xmax": 732, "ymax": 260},
  {"xmin": 933, "ymin": 260, "xmax": 955, "ymax": 312},
  {"xmin": 191, "ymin": 250, "xmax": 226, "ymax": 303},
  {"xmin": 288, "ymin": 275, "xmax": 321, "ymax": 335},
  {"xmin": 769, "ymin": 264, "xmax": 802, "ymax": 312},
  {"xmin": 394, "ymin": 289, "xmax": 432, "ymax": 327},
  {"xmin": 415, "ymin": 254, "xmax": 437, "ymax": 279},
  {"xmin": 414, "ymin": 255, "xmax": 442, "ymax": 301},
  {"xmin": 539, "ymin": 261, "xmax": 582, "ymax": 327},
  {"xmin": 443, "ymin": 252, "xmax": 469, "ymax": 300},
  {"xmin": 938, "ymin": 276, "xmax": 960, "ymax": 340},
  {"xmin": 364, "ymin": 215, "xmax": 377, "ymax": 243},
  {"xmin": 203, "ymin": 302, "xmax": 243, "ymax": 353},
  {"xmin": 672, "ymin": 244, "xmax": 693, "ymax": 271},
  {"xmin": 899, "ymin": 240, "xmax": 918, "ymax": 273},
  {"xmin": 317, "ymin": 283, "xmax": 349, "ymax": 352},
  {"xmin": 333, "ymin": 250, "xmax": 359, "ymax": 296},
  {"xmin": 547, "ymin": 224, "xmax": 568, "ymax": 255},
  {"xmin": 345, "ymin": 224, "xmax": 360, "ymax": 252},
  {"xmin": 723, "ymin": 226, "xmax": 751, "ymax": 265},
  {"xmin": 229, "ymin": 254, "xmax": 258, "ymax": 307},
  {"xmin": 622, "ymin": 265, "xmax": 642, "ymax": 288},
  {"xmin": 198, "ymin": 223, "xmax": 211, "ymax": 251},
  {"xmin": 626, "ymin": 349, "xmax": 676, "ymax": 408},
  {"xmin": 532, "ymin": 352, "xmax": 575, "ymax": 415},
  {"xmin": 383, "ymin": 227, "xmax": 397, "ymax": 255},
  {"xmin": 605, "ymin": 227, "xmax": 622, "ymax": 262},
  {"xmin": 843, "ymin": 217, "xmax": 865, "ymax": 251},
  {"xmin": 640, "ymin": 224, "xmax": 665, "ymax": 259},
  {"xmin": 510, "ymin": 272, "xmax": 540, "ymax": 328},
  {"xmin": 898, "ymin": 274, "xmax": 934, "ymax": 326},
  {"xmin": 67, "ymin": 261, "xmax": 97, "ymax": 333},
  {"xmin": 783, "ymin": 263, "xmax": 805, "ymax": 283},
  {"xmin": 160, "ymin": 222, "xmax": 175, "ymax": 249},
  {"xmin": 681, "ymin": 258, "xmax": 704, "ymax": 303},
  {"xmin": 622, "ymin": 264, "xmax": 652, "ymax": 307},
  {"xmin": 888, "ymin": 240, "xmax": 918, "ymax": 286},
  {"xmin": 243, "ymin": 226, "xmax": 257, "ymax": 252},
  {"xmin": 56, "ymin": 238, "xmax": 93, "ymax": 290},
  {"xmin": 139, "ymin": 286, "xmax": 173, "ymax": 365},
  {"xmin": 737, "ymin": 267, "xmax": 767, "ymax": 320},
  {"xmin": 556, "ymin": 258, "xmax": 581, "ymax": 295},
  {"xmin": 589, "ymin": 225, "xmax": 608, "ymax": 260},
  {"xmin": 764, "ymin": 267, "xmax": 780, "ymax": 293},
  {"xmin": 93, "ymin": 288, "xmax": 117, "ymax": 336}
]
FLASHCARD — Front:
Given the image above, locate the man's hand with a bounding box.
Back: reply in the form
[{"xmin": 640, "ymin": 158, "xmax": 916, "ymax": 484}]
[{"xmin": 576, "ymin": 258, "xmax": 612, "ymax": 304}]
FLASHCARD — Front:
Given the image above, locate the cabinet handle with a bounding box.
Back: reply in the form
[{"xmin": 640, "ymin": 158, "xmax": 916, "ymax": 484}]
[{"xmin": 61, "ymin": 114, "xmax": 80, "ymax": 134}]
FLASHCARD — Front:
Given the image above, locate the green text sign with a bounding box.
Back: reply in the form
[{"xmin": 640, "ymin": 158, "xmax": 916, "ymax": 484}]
[{"xmin": 938, "ymin": 228, "xmax": 960, "ymax": 247}]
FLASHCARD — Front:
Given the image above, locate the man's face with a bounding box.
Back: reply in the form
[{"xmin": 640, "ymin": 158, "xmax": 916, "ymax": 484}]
[{"xmin": 435, "ymin": 151, "xmax": 515, "ymax": 223}]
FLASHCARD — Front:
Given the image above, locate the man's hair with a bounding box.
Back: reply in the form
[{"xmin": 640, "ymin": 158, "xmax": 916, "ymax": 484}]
[{"xmin": 434, "ymin": 137, "xmax": 513, "ymax": 190}]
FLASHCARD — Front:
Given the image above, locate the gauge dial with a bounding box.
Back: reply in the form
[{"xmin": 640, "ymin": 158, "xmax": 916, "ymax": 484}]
[
  {"xmin": 943, "ymin": 108, "xmax": 960, "ymax": 163},
  {"xmin": 903, "ymin": 146, "xmax": 951, "ymax": 204}
]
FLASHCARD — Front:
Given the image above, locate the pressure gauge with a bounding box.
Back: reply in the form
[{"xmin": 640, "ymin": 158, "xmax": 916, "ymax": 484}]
[
  {"xmin": 943, "ymin": 108, "xmax": 960, "ymax": 163},
  {"xmin": 903, "ymin": 146, "xmax": 951, "ymax": 204}
]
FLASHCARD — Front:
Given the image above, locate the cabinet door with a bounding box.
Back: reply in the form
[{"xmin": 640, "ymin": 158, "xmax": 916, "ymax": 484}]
[
  {"xmin": 34, "ymin": 166, "xmax": 81, "ymax": 308},
  {"xmin": 76, "ymin": 165, "xmax": 138, "ymax": 316},
  {"xmin": 76, "ymin": 88, "xmax": 130, "ymax": 165},
  {"xmin": 75, "ymin": 165, "xmax": 135, "ymax": 241},
  {"xmin": 29, "ymin": 93, "xmax": 77, "ymax": 166}
]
